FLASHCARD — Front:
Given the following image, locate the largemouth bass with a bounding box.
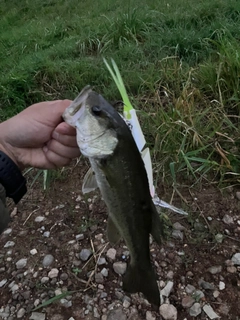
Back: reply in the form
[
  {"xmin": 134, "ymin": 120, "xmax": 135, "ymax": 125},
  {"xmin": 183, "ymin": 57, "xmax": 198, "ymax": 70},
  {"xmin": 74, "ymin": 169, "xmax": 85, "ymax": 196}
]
[{"xmin": 63, "ymin": 86, "xmax": 163, "ymax": 307}]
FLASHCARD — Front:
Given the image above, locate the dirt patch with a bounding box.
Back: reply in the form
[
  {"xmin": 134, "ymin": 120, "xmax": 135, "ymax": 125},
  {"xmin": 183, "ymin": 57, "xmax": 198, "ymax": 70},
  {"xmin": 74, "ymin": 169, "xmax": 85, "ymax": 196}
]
[{"xmin": 0, "ymin": 162, "xmax": 240, "ymax": 320}]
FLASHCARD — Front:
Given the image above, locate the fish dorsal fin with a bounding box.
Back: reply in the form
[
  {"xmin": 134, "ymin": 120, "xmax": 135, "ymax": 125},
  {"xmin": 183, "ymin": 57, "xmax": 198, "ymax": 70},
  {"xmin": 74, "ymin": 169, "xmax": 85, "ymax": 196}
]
[
  {"xmin": 82, "ymin": 167, "xmax": 98, "ymax": 194},
  {"xmin": 107, "ymin": 215, "xmax": 121, "ymax": 244}
]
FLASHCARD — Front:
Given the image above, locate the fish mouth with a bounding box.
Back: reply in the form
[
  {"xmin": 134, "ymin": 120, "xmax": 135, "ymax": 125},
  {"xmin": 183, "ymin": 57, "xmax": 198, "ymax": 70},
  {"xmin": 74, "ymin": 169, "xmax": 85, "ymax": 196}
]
[{"xmin": 62, "ymin": 85, "xmax": 92, "ymax": 127}]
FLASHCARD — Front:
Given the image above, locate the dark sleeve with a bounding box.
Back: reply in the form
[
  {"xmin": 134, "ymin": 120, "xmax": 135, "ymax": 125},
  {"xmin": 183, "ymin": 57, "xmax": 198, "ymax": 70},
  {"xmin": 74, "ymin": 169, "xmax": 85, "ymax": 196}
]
[{"xmin": 0, "ymin": 183, "xmax": 10, "ymax": 235}]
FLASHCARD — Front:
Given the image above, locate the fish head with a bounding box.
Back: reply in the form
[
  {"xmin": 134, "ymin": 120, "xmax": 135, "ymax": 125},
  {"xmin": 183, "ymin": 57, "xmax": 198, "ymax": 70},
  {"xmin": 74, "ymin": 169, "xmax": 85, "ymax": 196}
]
[{"xmin": 63, "ymin": 86, "xmax": 118, "ymax": 158}]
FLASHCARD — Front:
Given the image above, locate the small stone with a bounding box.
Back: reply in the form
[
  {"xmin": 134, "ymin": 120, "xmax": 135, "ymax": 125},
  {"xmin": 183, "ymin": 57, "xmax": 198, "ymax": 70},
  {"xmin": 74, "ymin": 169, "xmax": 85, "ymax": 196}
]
[
  {"xmin": 60, "ymin": 298, "xmax": 72, "ymax": 308},
  {"xmin": 182, "ymin": 296, "xmax": 195, "ymax": 308},
  {"xmin": 3, "ymin": 228, "xmax": 12, "ymax": 235},
  {"xmin": 213, "ymin": 290, "xmax": 220, "ymax": 298},
  {"xmin": 222, "ymin": 214, "xmax": 234, "ymax": 225},
  {"xmin": 41, "ymin": 277, "xmax": 49, "ymax": 284},
  {"xmin": 35, "ymin": 216, "xmax": 45, "ymax": 222},
  {"xmin": 203, "ymin": 304, "xmax": 219, "ymax": 319},
  {"xmin": 219, "ymin": 281, "xmax": 225, "ymax": 290},
  {"xmin": 171, "ymin": 230, "xmax": 183, "ymax": 240},
  {"xmin": 79, "ymin": 249, "xmax": 92, "ymax": 261},
  {"xmin": 189, "ymin": 303, "xmax": 201, "ymax": 317},
  {"xmin": 166, "ymin": 271, "xmax": 174, "ymax": 279},
  {"xmin": 17, "ymin": 308, "xmax": 26, "ymax": 318},
  {"xmin": 98, "ymin": 257, "xmax": 107, "ymax": 265},
  {"xmin": 236, "ymin": 191, "xmax": 240, "ymax": 200},
  {"xmin": 43, "ymin": 231, "xmax": 50, "ymax": 237},
  {"xmin": 21, "ymin": 290, "xmax": 31, "ymax": 300},
  {"xmin": 106, "ymin": 248, "xmax": 117, "ymax": 261},
  {"xmin": 208, "ymin": 266, "xmax": 222, "ymax": 274},
  {"xmin": 42, "ymin": 254, "xmax": 54, "ymax": 267},
  {"xmin": 76, "ymin": 234, "xmax": 84, "ymax": 240},
  {"xmin": 231, "ymin": 253, "xmax": 240, "ymax": 265},
  {"xmin": 173, "ymin": 222, "xmax": 185, "ymax": 231},
  {"xmin": 107, "ymin": 308, "xmax": 127, "ymax": 320},
  {"xmin": 185, "ymin": 284, "xmax": 196, "ymax": 295},
  {"xmin": 60, "ymin": 273, "xmax": 68, "ymax": 281},
  {"xmin": 113, "ymin": 262, "xmax": 127, "ymax": 275},
  {"xmin": 198, "ymin": 279, "xmax": 215, "ymax": 290},
  {"xmin": 101, "ymin": 268, "xmax": 108, "ymax": 277},
  {"xmin": 215, "ymin": 233, "xmax": 224, "ymax": 243},
  {"xmin": 227, "ymin": 266, "xmax": 237, "ymax": 273},
  {"xmin": 123, "ymin": 298, "xmax": 131, "ymax": 309},
  {"xmin": 4, "ymin": 241, "xmax": 15, "ymax": 248},
  {"xmin": 48, "ymin": 268, "xmax": 59, "ymax": 278},
  {"xmin": 194, "ymin": 290, "xmax": 205, "ymax": 299},
  {"xmin": 93, "ymin": 307, "xmax": 100, "ymax": 318},
  {"xmin": 30, "ymin": 249, "xmax": 38, "ymax": 255},
  {"xmin": 0, "ymin": 279, "xmax": 7, "ymax": 287},
  {"xmin": 29, "ymin": 312, "xmax": 46, "ymax": 320},
  {"xmin": 95, "ymin": 272, "xmax": 104, "ymax": 284},
  {"xmin": 161, "ymin": 281, "xmax": 174, "ymax": 298},
  {"xmin": 146, "ymin": 311, "xmax": 155, "ymax": 320},
  {"xmin": 159, "ymin": 304, "xmax": 177, "ymax": 320},
  {"xmin": 11, "ymin": 207, "xmax": 18, "ymax": 217},
  {"xmin": 16, "ymin": 258, "xmax": 27, "ymax": 269}
]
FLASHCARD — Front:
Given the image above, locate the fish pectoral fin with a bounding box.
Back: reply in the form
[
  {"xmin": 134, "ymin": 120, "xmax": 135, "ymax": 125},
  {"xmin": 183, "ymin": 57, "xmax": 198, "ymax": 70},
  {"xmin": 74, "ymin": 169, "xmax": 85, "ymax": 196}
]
[
  {"xmin": 150, "ymin": 203, "xmax": 164, "ymax": 245},
  {"xmin": 123, "ymin": 264, "xmax": 160, "ymax": 307},
  {"xmin": 82, "ymin": 167, "xmax": 98, "ymax": 194},
  {"xmin": 107, "ymin": 216, "xmax": 121, "ymax": 244}
]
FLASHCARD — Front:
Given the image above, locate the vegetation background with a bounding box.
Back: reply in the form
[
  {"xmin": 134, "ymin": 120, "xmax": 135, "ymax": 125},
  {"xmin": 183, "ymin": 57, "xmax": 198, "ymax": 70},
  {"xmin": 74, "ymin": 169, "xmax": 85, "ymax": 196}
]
[{"xmin": 0, "ymin": 0, "xmax": 239, "ymax": 187}]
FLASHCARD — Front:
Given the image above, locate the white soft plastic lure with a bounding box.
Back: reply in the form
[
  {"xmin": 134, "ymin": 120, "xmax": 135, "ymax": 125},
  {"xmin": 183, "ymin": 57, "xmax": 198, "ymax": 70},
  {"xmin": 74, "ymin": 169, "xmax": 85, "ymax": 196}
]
[{"xmin": 103, "ymin": 59, "xmax": 188, "ymax": 216}]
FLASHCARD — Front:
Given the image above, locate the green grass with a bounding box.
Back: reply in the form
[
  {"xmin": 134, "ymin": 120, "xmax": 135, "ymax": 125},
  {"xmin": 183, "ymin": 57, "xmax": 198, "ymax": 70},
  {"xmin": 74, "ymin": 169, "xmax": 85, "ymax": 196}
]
[{"xmin": 0, "ymin": 0, "xmax": 240, "ymax": 186}]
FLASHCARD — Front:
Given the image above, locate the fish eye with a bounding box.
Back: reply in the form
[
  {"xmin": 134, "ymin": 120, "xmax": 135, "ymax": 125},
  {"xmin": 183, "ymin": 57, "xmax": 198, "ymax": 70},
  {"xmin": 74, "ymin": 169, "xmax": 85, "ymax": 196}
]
[{"xmin": 91, "ymin": 105, "xmax": 101, "ymax": 116}]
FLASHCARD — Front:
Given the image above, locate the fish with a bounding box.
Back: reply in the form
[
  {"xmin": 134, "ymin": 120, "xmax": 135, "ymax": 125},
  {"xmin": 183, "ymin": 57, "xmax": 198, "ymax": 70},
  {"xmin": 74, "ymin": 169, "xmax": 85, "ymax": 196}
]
[{"xmin": 62, "ymin": 86, "xmax": 163, "ymax": 307}]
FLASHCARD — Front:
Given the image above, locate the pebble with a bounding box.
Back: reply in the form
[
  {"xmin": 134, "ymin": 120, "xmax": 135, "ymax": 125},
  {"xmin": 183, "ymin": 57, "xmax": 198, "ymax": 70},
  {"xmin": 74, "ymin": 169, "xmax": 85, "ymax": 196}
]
[
  {"xmin": 60, "ymin": 273, "xmax": 68, "ymax": 281},
  {"xmin": 219, "ymin": 281, "xmax": 225, "ymax": 290},
  {"xmin": 4, "ymin": 241, "xmax": 15, "ymax": 248},
  {"xmin": 41, "ymin": 277, "xmax": 49, "ymax": 284},
  {"xmin": 17, "ymin": 308, "xmax": 26, "ymax": 318},
  {"xmin": 123, "ymin": 298, "xmax": 131, "ymax": 309},
  {"xmin": 35, "ymin": 216, "xmax": 45, "ymax": 222},
  {"xmin": 113, "ymin": 262, "xmax": 127, "ymax": 275},
  {"xmin": 76, "ymin": 234, "xmax": 84, "ymax": 240},
  {"xmin": 3, "ymin": 228, "xmax": 12, "ymax": 235},
  {"xmin": 227, "ymin": 266, "xmax": 237, "ymax": 273},
  {"xmin": 43, "ymin": 231, "xmax": 50, "ymax": 237},
  {"xmin": 107, "ymin": 308, "xmax": 127, "ymax": 320},
  {"xmin": 95, "ymin": 272, "xmax": 104, "ymax": 284},
  {"xmin": 222, "ymin": 214, "xmax": 234, "ymax": 225},
  {"xmin": 236, "ymin": 191, "xmax": 240, "ymax": 200},
  {"xmin": 194, "ymin": 290, "xmax": 205, "ymax": 299},
  {"xmin": 106, "ymin": 248, "xmax": 116, "ymax": 261},
  {"xmin": 182, "ymin": 296, "xmax": 195, "ymax": 308},
  {"xmin": 48, "ymin": 268, "xmax": 59, "ymax": 278},
  {"xmin": 0, "ymin": 279, "xmax": 7, "ymax": 287},
  {"xmin": 171, "ymin": 230, "xmax": 184, "ymax": 240},
  {"xmin": 213, "ymin": 290, "xmax": 220, "ymax": 298},
  {"xmin": 30, "ymin": 249, "xmax": 38, "ymax": 255},
  {"xmin": 189, "ymin": 303, "xmax": 201, "ymax": 317},
  {"xmin": 198, "ymin": 279, "xmax": 215, "ymax": 290},
  {"xmin": 208, "ymin": 265, "xmax": 222, "ymax": 274},
  {"xmin": 79, "ymin": 249, "xmax": 92, "ymax": 261},
  {"xmin": 161, "ymin": 281, "xmax": 174, "ymax": 298},
  {"xmin": 215, "ymin": 233, "xmax": 224, "ymax": 243},
  {"xmin": 29, "ymin": 312, "xmax": 46, "ymax": 320},
  {"xmin": 98, "ymin": 257, "xmax": 107, "ymax": 265},
  {"xmin": 146, "ymin": 311, "xmax": 155, "ymax": 320},
  {"xmin": 101, "ymin": 268, "xmax": 108, "ymax": 277},
  {"xmin": 203, "ymin": 304, "xmax": 219, "ymax": 319},
  {"xmin": 42, "ymin": 254, "xmax": 54, "ymax": 267},
  {"xmin": 173, "ymin": 222, "xmax": 185, "ymax": 231},
  {"xmin": 60, "ymin": 298, "xmax": 72, "ymax": 308},
  {"xmin": 231, "ymin": 253, "xmax": 240, "ymax": 265},
  {"xmin": 185, "ymin": 284, "xmax": 196, "ymax": 294},
  {"xmin": 16, "ymin": 258, "xmax": 27, "ymax": 269},
  {"xmin": 159, "ymin": 304, "xmax": 177, "ymax": 320}
]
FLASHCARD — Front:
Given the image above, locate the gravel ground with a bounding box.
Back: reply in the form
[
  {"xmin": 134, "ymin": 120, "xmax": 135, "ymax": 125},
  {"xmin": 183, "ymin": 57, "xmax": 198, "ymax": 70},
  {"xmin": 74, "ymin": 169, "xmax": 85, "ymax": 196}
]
[{"xmin": 0, "ymin": 165, "xmax": 240, "ymax": 320}]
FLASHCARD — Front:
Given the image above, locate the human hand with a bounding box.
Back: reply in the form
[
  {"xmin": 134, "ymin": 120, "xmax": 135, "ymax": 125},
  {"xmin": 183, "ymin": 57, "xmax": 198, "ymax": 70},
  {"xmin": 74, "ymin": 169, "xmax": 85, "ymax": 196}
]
[{"xmin": 0, "ymin": 100, "xmax": 81, "ymax": 170}]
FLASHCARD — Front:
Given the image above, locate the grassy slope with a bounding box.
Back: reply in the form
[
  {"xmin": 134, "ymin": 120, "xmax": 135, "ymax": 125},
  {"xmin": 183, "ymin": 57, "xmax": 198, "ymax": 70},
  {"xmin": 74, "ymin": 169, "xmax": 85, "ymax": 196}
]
[{"xmin": 0, "ymin": 0, "xmax": 239, "ymax": 185}]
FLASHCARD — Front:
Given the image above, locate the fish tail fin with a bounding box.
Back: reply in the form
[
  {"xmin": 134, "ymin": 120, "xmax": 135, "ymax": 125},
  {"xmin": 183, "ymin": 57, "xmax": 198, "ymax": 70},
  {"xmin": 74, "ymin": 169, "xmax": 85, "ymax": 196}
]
[
  {"xmin": 123, "ymin": 263, "xmax": 160, "ymax": 307},
  {"xmin": 151, "ymin": 203, "xmax": 164, "ymax": 245}
]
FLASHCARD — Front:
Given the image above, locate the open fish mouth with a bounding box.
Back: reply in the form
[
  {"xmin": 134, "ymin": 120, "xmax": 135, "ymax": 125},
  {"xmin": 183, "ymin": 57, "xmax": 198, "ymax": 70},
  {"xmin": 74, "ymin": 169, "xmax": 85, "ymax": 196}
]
[{"xmin": 62, "ymin": 86, "xmax": 92, "ymax": 127}]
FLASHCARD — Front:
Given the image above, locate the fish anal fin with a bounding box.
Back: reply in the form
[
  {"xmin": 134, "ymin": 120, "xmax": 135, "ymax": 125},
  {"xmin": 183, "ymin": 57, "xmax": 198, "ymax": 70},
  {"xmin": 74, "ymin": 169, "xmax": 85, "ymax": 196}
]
[
  {"xmin": 107, "ymin": 216, "xmax": 121, "ymax": 244},
  {"xmin": 123, "ymin": 264, "xmax": 160, "ymax": 307},
  {"xmin": 82, "ymin": 167, "xmax": 98, "ymax": 194}
]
